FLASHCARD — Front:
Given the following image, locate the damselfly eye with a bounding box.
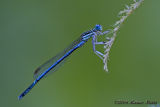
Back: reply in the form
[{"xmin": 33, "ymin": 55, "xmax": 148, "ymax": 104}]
[{"xmin": 95, "ymin": 24, "xmax": 102, "ymax": 31}]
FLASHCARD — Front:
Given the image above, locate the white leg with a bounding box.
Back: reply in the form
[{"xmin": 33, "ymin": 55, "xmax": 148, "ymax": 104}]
[
  {"xmin": 95, "ymin": 41, "xmax": 107, "ymax": 45},
  {"xmin": 92, "ymin": 30, "xmax": 111, "ymax": 60},
  {"xmin": 92, "ymin": 35, "xmax": 105, "ymax": 60},
  {"xmin": 97, "ymin": 30, "xmax": 110, "ymax": 36}
]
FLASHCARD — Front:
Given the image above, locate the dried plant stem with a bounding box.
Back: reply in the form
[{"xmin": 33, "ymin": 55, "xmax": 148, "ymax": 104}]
[{"xmin": 103, "ymin": 0, "xmax": 144, "ymax": 72}]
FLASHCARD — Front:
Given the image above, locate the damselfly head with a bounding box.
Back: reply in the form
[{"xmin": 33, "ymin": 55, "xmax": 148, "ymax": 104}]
[{"xmin": 93, "ymin": 24, "xmax": 102, "ymax": 32}]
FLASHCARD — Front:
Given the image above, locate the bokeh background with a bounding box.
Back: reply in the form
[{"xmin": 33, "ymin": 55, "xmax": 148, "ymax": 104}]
[{"xmin": 0, "ymin": 0, "xmax": 160, "ymax": 107}]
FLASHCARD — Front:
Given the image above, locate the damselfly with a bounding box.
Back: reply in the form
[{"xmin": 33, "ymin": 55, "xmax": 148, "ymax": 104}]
[{"xmin": 18, "ymin": 24, "xmax": 109, "ymax": 100}]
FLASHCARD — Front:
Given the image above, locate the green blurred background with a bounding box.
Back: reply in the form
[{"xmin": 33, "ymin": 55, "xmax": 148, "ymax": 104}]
[{"xmin": 0, "ymin": 0, "xmax": 160, "ymax": 107}]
